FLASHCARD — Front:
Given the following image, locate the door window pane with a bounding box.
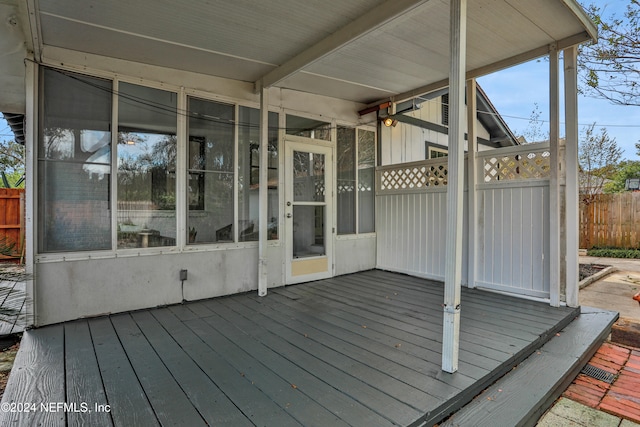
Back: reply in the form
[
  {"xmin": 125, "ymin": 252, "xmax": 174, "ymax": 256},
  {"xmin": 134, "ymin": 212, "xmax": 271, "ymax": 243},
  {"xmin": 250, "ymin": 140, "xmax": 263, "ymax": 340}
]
[
  {"xmin": 38, "ymin": 69, "xmax": 112, "ymax": 252},
  {"xmin": 337, "ymin": 127, "xmax": 356, "ymax": 234},
  {"xmin": 187, "ymin": 98, "xmax": 234, "ymax": 244},
  {"xmin": 238, "ymin": 107, "xmax": 279, "ymax": 242},
  {"xmin": 293, "ymin": 151, "xmax": 325, "ymax": 202},
  {"xmin": 286, "ymin": 115, "xmax": 331, "ymax": 141},
  {"xmin": 117, "ymin": 83, "xmax": 177, "ymax": 248},
  {"xmin": 293, "ymin": 205, "xmax": 325, "ymax": 258},
  {"xmin": 358, "ymin": 129, "xmax": 375, "ymax": 233}
]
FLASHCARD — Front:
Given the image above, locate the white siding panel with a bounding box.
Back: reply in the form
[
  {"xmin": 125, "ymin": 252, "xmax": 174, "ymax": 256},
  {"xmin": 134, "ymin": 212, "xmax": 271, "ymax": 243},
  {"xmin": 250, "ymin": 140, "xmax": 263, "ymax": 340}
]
[
  {"xmin": 475, "ymin": 183, "xmax": 550, "ymax": 298},
  {"xmin": 335, "ymin": 235, "xmax": 377, "ymax": 276},
  {"xmin": 520, "ymin": 187, "xmax": 534, "ymax": 290},
  {"xmin": 510, "ymin": 189, "xmax": 530, "ymax": 288},
  {"xmin": 376, "ymin": 152, "xmax": 550, "ymax": 298},
  {"xmin": 35, "ymin": 246, "xmax": 284, "ymax": 326},
  {"xmin": 376, "ymin": 189, "xmax": 451, "ymax": 281}
]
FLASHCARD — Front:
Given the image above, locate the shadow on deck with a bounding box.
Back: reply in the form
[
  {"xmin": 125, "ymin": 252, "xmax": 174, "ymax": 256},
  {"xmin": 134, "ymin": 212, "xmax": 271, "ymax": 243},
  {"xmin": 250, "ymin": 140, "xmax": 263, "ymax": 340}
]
[{"xmin": 0, "ymin": 270, "xmax": 604, "ymax": 426}]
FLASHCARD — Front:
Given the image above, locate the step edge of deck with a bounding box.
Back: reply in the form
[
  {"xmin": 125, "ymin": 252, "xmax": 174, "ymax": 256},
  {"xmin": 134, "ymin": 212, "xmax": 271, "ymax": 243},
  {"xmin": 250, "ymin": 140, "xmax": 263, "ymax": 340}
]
[{"xmin": 435, "ymin": 306, "xmax": 619, "ymax": 427}]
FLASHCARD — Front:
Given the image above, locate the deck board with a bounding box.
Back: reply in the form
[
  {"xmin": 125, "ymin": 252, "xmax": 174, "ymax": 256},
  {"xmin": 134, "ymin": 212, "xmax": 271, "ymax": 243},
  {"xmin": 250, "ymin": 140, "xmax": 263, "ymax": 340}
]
[
  {"xmin": 244, "ymin": 293, "xmax": 477, "ymax": 391},
  {"xmin": 89, "ymin": 317, "xmax": 159, "ymax": 427},
  {"xmin": 155, "ymin": 306, "xmax": 301, "ymax": 427},
  {"xmin": 235, "ymin": 295, "xmax": 463, "ymax": 397},
  {"xmin": 281, "ymin": 281, "xmax": 525, "ymax": 361},
  {"xmin": 0, "ymin": 325, "xmax": 65, "ymax": 427},
  {"xmin": 64, "ymin": 320, "xmax": 113, "ymax": 427},
  {"xmin": 191, "ymin": 299, "xmax": 423, "ymax": 425},
  {"xmin": 275, "ymin": 288, "xmax": 502, "ymax": 373},
  {"xmin": 130, "ymin": 310, "xmax": 252, "ymax": 426},
  {"xmin": 1, "ymin": 270, "xmax": 582, "ymax": 427},
  {"xmin": 323, "ymin": 273, "xmax": 559, "ymax": 333},
  {"xmin": 205, "ymin": 299, "xmax": 438, "ymax": 414},
  {"xmin": 181, "ymin": 307, "xmax": 350, "ymax": 427},
  {"xmin": 190, "ymin": 301, "xmax": 396, "ymax": 427},
  {"xmin": 110, "ymin": 313, "xmax": 207, "ymax": 426}
]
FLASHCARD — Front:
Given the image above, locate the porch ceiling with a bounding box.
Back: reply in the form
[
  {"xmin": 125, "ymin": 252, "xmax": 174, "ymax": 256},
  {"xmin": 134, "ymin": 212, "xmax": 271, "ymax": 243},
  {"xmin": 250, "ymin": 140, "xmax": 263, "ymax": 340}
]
[{"xmin": 1, "ymin": 0, "xmax": 595, "ymax": 111}]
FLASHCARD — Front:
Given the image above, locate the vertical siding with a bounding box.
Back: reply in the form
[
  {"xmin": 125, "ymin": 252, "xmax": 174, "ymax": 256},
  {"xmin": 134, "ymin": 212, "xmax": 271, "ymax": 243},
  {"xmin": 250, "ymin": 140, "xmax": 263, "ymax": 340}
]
[
  {"xmin": 476, "ymin": 183, "xmax": 550, "ymax": 298},
  {"xmin": 376, "ymin": 188, "xmax": 458, "ymax": 282},
  {"xmin": 376, "ymin": 182, "xmax": 550, "ymax": 298},
  {"xmin": 376, "ymin": 143, "xmax": 552, "ymax": 299}
]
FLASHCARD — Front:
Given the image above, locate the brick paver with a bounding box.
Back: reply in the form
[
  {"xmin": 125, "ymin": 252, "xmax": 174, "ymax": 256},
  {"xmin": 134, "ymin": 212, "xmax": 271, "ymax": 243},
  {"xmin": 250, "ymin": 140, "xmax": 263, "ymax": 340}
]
[{"xmin": 564, "ymin": 343, "xmax": 640, "ymax": 423}]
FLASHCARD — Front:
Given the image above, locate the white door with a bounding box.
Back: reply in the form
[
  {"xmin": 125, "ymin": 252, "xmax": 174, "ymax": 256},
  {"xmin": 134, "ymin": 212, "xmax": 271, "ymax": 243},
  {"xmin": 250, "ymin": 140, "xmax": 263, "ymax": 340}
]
[{"xmin": 285, "ymin": 141, "xmax": 333, "ymax": 284}]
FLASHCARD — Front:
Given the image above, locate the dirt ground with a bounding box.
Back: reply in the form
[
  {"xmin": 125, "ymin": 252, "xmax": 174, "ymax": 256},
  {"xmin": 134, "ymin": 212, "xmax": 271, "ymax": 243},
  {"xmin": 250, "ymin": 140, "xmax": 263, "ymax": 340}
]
[
  {"xmin": 0, "ymin": 341, "xmax": 19, "ymax": 400},
  {"xmin": 579, "ymin": 263, "xmax": 609, "ymax": 281}
]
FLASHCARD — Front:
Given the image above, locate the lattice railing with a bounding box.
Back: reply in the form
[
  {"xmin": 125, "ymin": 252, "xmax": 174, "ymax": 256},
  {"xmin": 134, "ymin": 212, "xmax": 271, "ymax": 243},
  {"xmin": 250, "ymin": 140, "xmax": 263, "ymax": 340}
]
[
  {"xmin": 377, "ymin": 158, "xmax": 449, "ymax": 193},
  {"xmin": 478, "ymin": 143, "xmax": 551, "ymax": 183},
  {"xmin": 376, "ymin": 143, "xmax": 552, "ymax": 194}
]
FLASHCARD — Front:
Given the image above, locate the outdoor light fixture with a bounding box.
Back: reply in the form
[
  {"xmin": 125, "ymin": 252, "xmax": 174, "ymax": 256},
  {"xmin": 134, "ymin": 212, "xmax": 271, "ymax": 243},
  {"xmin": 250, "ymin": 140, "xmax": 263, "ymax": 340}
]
[{"xmin": 383, "ymin": 118, "xmax": 398, "ymax": 127}]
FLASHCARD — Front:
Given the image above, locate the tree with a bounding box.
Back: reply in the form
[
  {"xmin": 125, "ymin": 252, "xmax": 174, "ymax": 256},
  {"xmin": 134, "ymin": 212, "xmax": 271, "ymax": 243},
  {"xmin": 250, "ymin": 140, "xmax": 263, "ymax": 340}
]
[
  {"xmin": 0, "ymin": 139, "xmax": 25, "ymax": 188},
  {"xmin": 578, "ymin": 123, "xmax": 622, "ymax": 202},
  {"xmin": 516, "ymin": 102, "xmax": 549, "ymax": 143},
  {"xmin": 603, "ymin": 160, "xmax": 640, "ymax": 193},
  {"xmin": 580, "ymin": 1, "xmax": 640, "ymax": 106}
]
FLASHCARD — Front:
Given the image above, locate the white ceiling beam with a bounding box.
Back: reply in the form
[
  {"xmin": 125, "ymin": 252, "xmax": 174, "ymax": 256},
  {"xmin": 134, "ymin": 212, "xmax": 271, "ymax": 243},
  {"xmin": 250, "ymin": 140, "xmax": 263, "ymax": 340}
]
[
  {"xmin": 378, "ymin": 31, "xmax": 592, "ymax": 106},
  {"xmin": 254, "ymin": 0, "xmax": 431, "ymax": 92},
  {"xmin": 25, "ymin": 0, "xmax": 42, "ymax": 61}
]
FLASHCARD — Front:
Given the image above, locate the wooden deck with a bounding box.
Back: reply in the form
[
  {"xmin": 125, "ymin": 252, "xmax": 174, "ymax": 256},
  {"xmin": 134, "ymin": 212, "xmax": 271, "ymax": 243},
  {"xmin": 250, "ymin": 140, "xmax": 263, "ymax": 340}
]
[
  {"xmin": 0, "ymin": 270, "xmax": 580, "ymax": 426},
  {"xmin": 0, "ymin": 278, "xmax": 27, "ymax": 336}
]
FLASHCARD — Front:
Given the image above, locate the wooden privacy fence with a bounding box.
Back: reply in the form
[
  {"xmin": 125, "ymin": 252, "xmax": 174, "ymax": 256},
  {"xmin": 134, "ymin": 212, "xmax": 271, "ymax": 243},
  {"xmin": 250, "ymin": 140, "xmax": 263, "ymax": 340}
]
[
  {"xmin": 0, "ymin": 188, "xmax": 25, "ymax": 262},
  {"xmin": 580, "ymin": 192, "xmax": 640, "ymax": 249}
]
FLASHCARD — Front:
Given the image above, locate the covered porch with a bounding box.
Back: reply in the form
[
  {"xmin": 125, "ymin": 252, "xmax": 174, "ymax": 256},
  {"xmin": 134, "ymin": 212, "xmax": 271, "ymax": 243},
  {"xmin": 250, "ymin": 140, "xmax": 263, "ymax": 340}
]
[{"xmin": 1, "ymin": 270, "xmax": 610, "ymax": 427}]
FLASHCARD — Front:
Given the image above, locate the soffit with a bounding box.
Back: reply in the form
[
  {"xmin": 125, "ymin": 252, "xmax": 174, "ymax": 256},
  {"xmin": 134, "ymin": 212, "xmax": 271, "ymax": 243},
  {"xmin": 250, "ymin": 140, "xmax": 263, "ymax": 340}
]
[{"xmin": 11, "ymin": 0, "xmax": 597, "ymax": 106}]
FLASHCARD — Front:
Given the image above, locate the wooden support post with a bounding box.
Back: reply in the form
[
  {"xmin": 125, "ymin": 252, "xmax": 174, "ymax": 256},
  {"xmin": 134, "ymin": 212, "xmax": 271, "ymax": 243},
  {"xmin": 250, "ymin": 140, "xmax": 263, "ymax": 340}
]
[
  {"xmin": 564, "ymin": 46, "xmax": 579, "ymax": 307},
  {"xmin": 549, "ymin": 47, "xmax": 561, "ymax": 307},
  {"xmin": 258, "ymin": 88, "xmax": 269, "ymax": 297},
  {"xmin": 466, "ymin": 79, "xmax": 477, "ymax": 289},
  {"xmin": 442, "ymin": 0, "xmax": 466, "ymax": 374}
]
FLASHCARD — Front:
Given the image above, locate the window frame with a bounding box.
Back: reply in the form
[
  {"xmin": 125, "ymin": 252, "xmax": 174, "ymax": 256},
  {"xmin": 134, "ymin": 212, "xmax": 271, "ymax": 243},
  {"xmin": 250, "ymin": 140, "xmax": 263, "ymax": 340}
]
[
  {"xmin": 35, "ymin": 66, "xmax": 284, "ymax": 262},
  {"xmin": 427, "ymin": 144, "xmax": 449, "ymax": 159},
  {"xmin": 336, "ymin": 125, "xmax": 376, "ymax": 236}
]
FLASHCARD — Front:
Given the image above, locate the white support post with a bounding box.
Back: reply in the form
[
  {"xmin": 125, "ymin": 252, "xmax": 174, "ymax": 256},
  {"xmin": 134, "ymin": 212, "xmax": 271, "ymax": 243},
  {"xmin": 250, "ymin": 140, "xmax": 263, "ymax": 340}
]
[
  {"xmin": 24, "ymin": 58, "xmax": 37, "ymax": 327},
  {"xmin": 258, "ymin": 88, "xmax": 269, "ymax": 297},
  {"xmin": 549, "ymin": 47, "xmax": 561, "ymax": 307},
  {"xmin": 176, "ymin": 88, "xmax": 187, "ymax": 249},
  {"xmin": 442, "ymin": 0, "xmax": 466, "ymax": 374},
  {"xmin": 564, "ymin": 46, "xmax": 580, "ymax": 307},
  {"xmin": 466, "ymin": 78, "xmax": 477, "ymax": 289}
]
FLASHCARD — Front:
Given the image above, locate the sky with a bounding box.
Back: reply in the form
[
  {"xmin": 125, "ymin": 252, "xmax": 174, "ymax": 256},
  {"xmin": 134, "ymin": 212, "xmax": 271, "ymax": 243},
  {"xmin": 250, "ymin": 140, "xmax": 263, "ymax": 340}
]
[
  {"xmin": 2, "ymin": 1, "xmax": 638, "ymax": 160},
  {"xmin": 478, "ymin": 0, "xmax": 640, "ymax": 160}
]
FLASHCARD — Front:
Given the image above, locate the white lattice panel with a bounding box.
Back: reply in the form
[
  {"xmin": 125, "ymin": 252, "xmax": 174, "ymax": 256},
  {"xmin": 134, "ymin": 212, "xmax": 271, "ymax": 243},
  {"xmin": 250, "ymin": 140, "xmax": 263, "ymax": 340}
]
[
  {"xmin": 378, "ymin": 161, "xmax": 448, "ymax": 192},
  {"xmin": 481, "ymin": 148, "xmax": 550, "ymax": 183}
]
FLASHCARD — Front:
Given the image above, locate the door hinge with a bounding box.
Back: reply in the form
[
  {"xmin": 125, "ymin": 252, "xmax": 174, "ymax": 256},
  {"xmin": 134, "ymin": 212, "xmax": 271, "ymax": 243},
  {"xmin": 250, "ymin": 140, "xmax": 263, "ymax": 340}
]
[{"xmin": 332, "ymin": 227, "xmax": 335, "ymax": 233}]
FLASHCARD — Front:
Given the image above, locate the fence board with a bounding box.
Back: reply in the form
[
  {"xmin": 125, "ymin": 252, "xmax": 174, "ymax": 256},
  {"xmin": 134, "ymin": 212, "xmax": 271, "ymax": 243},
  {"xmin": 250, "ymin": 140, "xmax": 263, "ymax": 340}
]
[
  {"xmin": 580, "ymin": 192, "xmax": 640, "ymax": 249},
  {"xmin": 0, "ymin": 189, "xmax": 24, "ymax": 260}
]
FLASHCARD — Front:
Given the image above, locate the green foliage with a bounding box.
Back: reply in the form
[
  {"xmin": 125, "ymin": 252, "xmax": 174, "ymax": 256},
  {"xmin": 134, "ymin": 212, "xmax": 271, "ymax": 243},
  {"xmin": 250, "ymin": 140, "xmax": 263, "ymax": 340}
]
[
  {"xmin": 603, "ymin": 160, "xmax": 640, "ymax": 193},
  {"xmin": 578, "ymin": 123, "xmax": 622, "ymax": 201},
  {"xmin": 587, "ymin": 247, "xmax": 640, "ymax": 258},
  {"xmin": 580, "ymin": 1, "xmax": 640, "ymax": 105},
  {"xmin": 0, "ymin": 139, "xmax": 25, "ymax": 188}
]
